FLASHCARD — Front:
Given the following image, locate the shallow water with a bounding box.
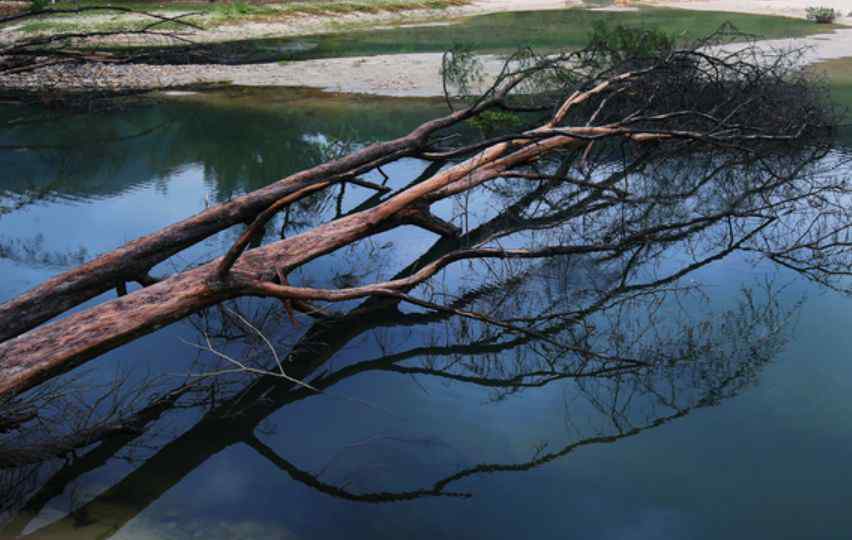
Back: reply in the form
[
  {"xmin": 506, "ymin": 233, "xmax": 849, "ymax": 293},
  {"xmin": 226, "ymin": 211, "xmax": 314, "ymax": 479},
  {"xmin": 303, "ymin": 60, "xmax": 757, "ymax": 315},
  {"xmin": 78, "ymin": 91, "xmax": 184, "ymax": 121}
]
[
  {"xmin": 144, "ymin": 7, "xmax": 842, "ymax": 65},
  {"xmin": 272, "ymin": 7, "xmax": 840, "ymax": 60},
  {"xmin": 2, "ymin": 84, "xmax": 852, "ymax": 540}
]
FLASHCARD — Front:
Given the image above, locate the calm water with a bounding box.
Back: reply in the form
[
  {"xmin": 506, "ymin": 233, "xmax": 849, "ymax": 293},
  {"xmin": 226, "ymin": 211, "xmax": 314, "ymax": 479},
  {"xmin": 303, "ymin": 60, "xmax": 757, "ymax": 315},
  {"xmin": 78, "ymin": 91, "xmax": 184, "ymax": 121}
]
[
  {"xmin": 267, "ymin": 7, "xmax": 835, "ymax": 61},
  {"xmin": 143, "ymin": 7, "xmax": 839, "ymax": 64},
  {"xmin": 2, "ymin": 84, "xmax": 852, "ymax": 540}
]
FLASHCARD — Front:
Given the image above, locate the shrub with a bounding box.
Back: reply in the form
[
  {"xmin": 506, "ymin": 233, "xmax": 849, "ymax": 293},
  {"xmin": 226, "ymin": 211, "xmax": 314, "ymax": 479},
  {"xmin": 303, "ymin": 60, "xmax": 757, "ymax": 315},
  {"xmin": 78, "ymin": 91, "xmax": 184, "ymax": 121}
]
[
  {"xmin": 587, "ymin": 21, "xmax": 677, "ymax": 67},
  {"xmin": 468, "ymin": 110, "xmax": 522, "ymax": 135},
  {"xmin": 30, "ymin": 0, "xmax": 49, "ymax": 12},
  {"xmin": 805, "ymin": 6, "xmax": 837, "ymax": 23},
  {"xmin": 213, "ymin": 1, "xmax": 268, "ymax": 18}
]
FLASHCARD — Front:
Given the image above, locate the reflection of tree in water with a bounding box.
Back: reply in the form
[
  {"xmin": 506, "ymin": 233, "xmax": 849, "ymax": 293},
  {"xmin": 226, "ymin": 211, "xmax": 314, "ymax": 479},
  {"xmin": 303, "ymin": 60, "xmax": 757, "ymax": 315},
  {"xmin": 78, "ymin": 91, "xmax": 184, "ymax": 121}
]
[
  {"xmin": 0, "ymin": 273, "xmax": 792, "ymax": 537},
  {"xmin": 0, "ymin": 140, "xmax": 810, "ymax": 536},
  {"xmin": 0, "ymin": 94, "xmax": 443, "ymax": 275},
  {"xmin": 0, "ymin": 92, "xmax": 444, "ymax": 204},
  {"xmin": 0, "ymin": 234, "xmax": 88, "ymax": 270},
  {"xmin": 2, "ymin": 43, "xmax": 851, "ymax": 535}
]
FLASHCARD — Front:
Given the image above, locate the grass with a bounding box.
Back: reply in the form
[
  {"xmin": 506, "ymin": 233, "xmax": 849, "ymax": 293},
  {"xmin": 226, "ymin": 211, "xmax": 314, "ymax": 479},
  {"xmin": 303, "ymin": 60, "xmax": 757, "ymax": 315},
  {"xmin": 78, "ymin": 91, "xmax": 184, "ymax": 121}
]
[
  {"xmin": 273, "ymin": 0, "xmax": 467, "ymax": 16},
  {"xmin": 211, "ymin": 0, "xmax": 277, "ymax": 18}
]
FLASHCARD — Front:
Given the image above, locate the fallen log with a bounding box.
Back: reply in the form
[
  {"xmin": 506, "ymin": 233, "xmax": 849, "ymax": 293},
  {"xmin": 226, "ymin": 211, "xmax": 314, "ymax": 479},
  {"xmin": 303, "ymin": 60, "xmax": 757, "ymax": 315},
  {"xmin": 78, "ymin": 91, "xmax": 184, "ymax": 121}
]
[
  {"xmin": 0, "ymin": 101, "xmax": 494, "ymax": 343},
  {"xmin": 0, "ymin": 38, "xmax": 846, "ymax": 400}
]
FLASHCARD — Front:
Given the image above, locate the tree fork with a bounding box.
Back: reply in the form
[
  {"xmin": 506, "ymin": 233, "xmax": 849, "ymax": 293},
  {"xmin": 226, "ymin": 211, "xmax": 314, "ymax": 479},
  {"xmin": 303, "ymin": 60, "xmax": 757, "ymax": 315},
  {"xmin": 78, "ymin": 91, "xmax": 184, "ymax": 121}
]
[{"xmin": 0, "ymin": 103, "xmax": 495, "ymax": 343}]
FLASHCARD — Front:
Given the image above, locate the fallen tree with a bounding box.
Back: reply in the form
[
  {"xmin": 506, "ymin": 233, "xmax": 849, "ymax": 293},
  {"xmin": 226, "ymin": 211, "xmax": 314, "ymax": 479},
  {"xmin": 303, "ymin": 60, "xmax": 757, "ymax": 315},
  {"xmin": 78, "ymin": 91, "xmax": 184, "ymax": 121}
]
[{"xmin": 0, "ymin": 27, "xmax": 849, "ymax": 399}]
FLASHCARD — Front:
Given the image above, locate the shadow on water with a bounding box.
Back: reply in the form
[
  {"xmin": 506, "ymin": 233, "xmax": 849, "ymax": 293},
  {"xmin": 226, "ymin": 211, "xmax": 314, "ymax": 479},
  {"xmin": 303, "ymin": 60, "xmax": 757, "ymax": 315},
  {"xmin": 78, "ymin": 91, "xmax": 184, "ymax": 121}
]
[
  {"xmin": 0, "ymin": 88, "xmax": 447, "ymax": 204},
  {"xmin": 0, "ymin": 278, "xmax": 794, "ymax": 539}
]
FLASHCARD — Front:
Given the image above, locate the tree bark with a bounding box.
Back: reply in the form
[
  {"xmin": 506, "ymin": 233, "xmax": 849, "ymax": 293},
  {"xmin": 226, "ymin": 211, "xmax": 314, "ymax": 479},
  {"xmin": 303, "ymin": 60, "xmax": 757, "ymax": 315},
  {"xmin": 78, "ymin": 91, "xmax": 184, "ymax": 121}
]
[
  {"xmin": 0, "ymin": 43, "xmax": 838, "ymax": 400},
  {"xmin": 0, "ymin": 109, "xmax": 476, "ymax": 343}
]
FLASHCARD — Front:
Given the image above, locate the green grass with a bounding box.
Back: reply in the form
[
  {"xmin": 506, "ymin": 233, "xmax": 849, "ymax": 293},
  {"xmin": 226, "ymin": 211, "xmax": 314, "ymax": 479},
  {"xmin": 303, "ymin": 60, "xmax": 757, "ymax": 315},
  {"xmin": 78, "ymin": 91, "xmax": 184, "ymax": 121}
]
[
  {"xmin": 814, "ymin": 57, "xmax": 852, "ymax": 109},
  {"xmin": 262, "ymin": 6, "xmax": 844, "ymax": 61},
  {"xmin": 212, "ymin": 0, "xmax": 277, "ymax": 19},
  {"xmin": 274, "ymin": 0, "xmax": 466, "ymax": 16}
]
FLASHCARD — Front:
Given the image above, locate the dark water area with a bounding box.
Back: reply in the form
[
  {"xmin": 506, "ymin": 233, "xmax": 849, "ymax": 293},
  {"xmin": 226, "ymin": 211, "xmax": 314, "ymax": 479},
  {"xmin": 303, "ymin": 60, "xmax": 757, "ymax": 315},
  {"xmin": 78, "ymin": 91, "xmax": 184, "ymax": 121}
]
[{"xmin": 2, "ymin": 82, "xmax": 852, "ymax": 540}]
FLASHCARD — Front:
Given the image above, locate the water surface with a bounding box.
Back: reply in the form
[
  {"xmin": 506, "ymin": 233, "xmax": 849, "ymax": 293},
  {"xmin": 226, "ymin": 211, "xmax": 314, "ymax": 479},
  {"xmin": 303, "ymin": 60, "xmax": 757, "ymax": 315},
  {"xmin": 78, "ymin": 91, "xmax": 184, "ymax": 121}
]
[
  {"xmin": 268, "ymin": 7, "xmax": 838, "ymax": 62},
  {"xmin": 134, "ymin": 7, "xmax": 843, "ymax": 64},
  {"xmin": 1, "ymin": 80, "xmax": 852, "ymax": 540}
]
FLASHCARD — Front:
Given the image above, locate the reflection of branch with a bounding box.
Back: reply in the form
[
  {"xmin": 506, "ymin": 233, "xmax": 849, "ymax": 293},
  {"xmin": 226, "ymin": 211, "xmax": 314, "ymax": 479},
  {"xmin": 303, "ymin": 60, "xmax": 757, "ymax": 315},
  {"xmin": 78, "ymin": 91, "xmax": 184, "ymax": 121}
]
[
  {"xmin": 380, "ymin": 363, "xmax": 637, "ymax": 388},
  {"xmin": 3, "ymin": 33, "xmax": 845, "ymax": 392},
  {"xmin": 246, "ymin": 436, "xmax": 472, "ymax": 502},
  {"xmin": 0, "ymin": 379, "xmax": 192, "ymax": 469},
  {"xmin": 0, "ymin": 122, "xmax": 170, "ymax": 151},
  {"xmin": 0, "ymin": 384, "xmax": 188, "ymax": 537},
  {"xmin": 4, "ymin": 275, "xmax": 793, "ymax": 536},
  {"xmin": 432, "ymin": 407, "xmax": 690, "ymax": 493}
]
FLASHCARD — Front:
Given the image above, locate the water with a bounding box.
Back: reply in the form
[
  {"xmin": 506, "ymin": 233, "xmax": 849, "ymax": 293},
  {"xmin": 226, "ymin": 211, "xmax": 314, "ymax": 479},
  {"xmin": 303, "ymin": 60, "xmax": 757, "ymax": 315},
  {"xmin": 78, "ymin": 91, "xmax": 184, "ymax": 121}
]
[
  {"xmin": 143, "ymin": 7, "xmax": 839, "ymax": 64},
  {"xmin": 265, "ymin": 7, "xmax": 832, "ymax": 61},
  {"xmin": 2, "ymin": 84, "xmax": 852, "ymax": 540}
]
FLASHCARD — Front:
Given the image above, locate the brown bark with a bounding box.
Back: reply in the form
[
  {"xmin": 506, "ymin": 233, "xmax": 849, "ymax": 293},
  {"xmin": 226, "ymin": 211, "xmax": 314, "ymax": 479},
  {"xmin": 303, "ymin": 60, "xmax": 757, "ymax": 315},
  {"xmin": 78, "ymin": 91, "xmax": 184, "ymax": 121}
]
[
  {"xmin": 0, "ymin": 138, "xmax": 544, "ymax": 396},
  {"xmin": 0, "ymin": 44, "xmax": 836, "ymax": 399},
  {"xmin": 0, "ymin": 107, "xmax": 481, "ymax": 343},
  {"xmin": 0, "ymin": 120, "xmax": 780, "ymax": 397}
]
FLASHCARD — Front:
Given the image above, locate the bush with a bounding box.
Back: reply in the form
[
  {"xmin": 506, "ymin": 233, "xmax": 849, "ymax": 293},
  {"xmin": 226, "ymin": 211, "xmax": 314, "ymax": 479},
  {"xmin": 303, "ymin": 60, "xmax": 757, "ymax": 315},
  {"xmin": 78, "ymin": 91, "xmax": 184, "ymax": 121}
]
[
  {"xmin": 30, "ymin": 0, "xmax": 49, "ymax": 13},
  {"xmin": 468, "ymin": 110, "xmax": 522, "ymax": 135},
  {"xmin": 213, "ymin": 1, "xmax": 268, "ymax": 18},
  {"xmin": 587, "ymin": 21, "xmax": 677, "ymax": 67},
  {"xmin": 805, "ymin": 6, "xmax": 837, "ymax": 23}
]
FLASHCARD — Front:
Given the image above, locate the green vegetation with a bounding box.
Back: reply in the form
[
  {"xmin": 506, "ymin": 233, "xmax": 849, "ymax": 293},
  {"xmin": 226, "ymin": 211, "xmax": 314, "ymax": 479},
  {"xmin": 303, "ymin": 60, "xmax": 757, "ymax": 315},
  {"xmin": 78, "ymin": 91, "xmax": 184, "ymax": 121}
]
[
  {"xmin": 806, "ymin": 6, "xmax": 838, "ymax": 23},
  {"xmin": 587, "ymin": 20, "xmax": 676, "ymax": 64},
  {"xmin": 468, "ymin": 110, "xmax": 522, "ymax": 135},
  {"xmin": 212, "ymin": 0, "xmax": 277, "ymax": 19},
  {"xmin": 272, "ymin": 0, "xmax": 467, "ymax": 16},
  {"xmin": 29, "ymin": 0, "xmax": 49, "ymax": 12}
]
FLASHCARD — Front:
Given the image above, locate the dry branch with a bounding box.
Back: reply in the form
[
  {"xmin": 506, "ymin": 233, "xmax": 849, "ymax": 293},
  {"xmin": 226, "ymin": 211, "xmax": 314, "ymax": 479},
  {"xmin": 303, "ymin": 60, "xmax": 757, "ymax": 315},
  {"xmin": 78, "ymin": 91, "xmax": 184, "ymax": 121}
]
[{"xmin": 0, "ymin": 34, "xmax": 847, "ymax": 400}]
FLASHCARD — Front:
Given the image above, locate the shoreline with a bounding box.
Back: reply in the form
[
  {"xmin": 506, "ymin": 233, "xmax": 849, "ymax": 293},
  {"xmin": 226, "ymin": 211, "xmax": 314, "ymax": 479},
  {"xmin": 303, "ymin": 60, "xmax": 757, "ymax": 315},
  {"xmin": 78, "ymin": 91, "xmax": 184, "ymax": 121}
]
[
  {"xmin": 3, "ymin": 0, "xmax": 852, "ymax": 99},
  {"xmin": 6, "ymin": 29, "xmax": 852, "ymax": 99}
]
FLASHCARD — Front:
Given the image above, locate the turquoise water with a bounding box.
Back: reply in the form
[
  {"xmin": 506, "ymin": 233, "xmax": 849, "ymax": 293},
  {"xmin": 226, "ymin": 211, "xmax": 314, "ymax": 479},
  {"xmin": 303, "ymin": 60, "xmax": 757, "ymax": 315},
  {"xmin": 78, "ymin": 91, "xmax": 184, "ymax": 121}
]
[
  {"xmin": 267, "ymin": 7, "xmax": 839, "ymax": 61},
  {"xmin": 1, "ymin": 85, "xmax": 852, "ymax": 539},
  {"xmin": 135, "ymin": 7, "xmax": 843, "ymax": 64}
]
